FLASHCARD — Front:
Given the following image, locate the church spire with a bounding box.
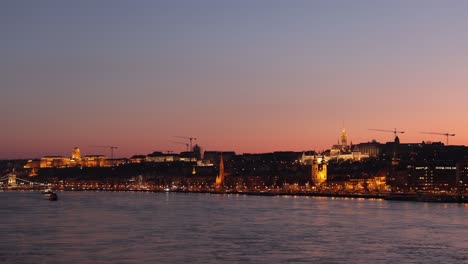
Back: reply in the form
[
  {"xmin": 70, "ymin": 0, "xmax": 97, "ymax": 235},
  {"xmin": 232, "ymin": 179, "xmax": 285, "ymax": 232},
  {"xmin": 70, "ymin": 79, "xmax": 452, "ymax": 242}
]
[
  {"xmin": 215, "ymin": 154, "xmax": 225, "ymax": 188},
  {"xmin": 341, "ymin": 128, "xmax": 348, "ymax": 147}
]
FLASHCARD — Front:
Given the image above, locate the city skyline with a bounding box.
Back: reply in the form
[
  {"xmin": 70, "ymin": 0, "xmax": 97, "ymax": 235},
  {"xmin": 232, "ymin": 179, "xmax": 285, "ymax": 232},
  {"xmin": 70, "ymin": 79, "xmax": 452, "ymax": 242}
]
[
  {"xmin": 1, "ymin": 129, "xmax": 462, "ymax": 159},
  {"xmin": 2, "ymin": 1, "xmax": 468, "ymax": 158}
]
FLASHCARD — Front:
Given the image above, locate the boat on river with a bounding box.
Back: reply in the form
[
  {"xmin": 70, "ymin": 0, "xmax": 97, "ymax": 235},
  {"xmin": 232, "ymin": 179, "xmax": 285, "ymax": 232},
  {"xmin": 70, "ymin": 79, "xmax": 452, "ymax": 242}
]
[{"xmin": 41, "ymin": 189, "xmax": 58, "ymax": 201}]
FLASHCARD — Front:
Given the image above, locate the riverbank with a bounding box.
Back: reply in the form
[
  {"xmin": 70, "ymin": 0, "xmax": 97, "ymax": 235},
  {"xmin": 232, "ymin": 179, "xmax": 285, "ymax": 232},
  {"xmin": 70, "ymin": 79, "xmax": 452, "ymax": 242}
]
[
  {"xmin": 2, "ymin": 185, "xmax": 467, "ymax": 203},
  {"xmin": 181, "ymin": 190, "xmax": 467, "ymax": 203}
]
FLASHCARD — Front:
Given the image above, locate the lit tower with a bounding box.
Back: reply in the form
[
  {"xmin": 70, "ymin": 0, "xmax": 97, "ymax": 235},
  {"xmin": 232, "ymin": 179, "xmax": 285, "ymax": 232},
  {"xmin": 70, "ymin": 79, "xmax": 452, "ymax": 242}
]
[
  {"xmin": 7, "ymin": 171, "xmax": 17, "ymax": 186},
  {"xmin": 341, "ymin": 128, "xmax": 348, "ymax": 151},
  {"xmin": 72, "ymin": 147, "xmax": 81, "ymax": 160},
  {"xmin": 312, "ymin": 156, "xmax": 327, "ymax": 186},
  {"xmin": 215, "ymin": 155, "xmax": 225, "ymax": 188}
]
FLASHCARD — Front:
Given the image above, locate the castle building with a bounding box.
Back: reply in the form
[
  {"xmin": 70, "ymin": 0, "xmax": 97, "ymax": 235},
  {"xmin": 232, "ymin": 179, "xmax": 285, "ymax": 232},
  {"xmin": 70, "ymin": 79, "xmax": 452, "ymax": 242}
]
[
  {"xmin": 330, "ymin": 128, "xmax": 350, "ymax": 156},
  {"xmin": 329, "ymin": 128, "xmax": 368, "ymax": 161},
  {"xmin": 24, "ymin": 147, "xmax": 112, "ymax": 175},
  {"xmin": 81, "ymin": 155, "xmax": 107, "ymax": 167},
  {"xmin": 71, "ymin": 147, "xmax": 81, "ymax": 161},
  {"xmin": 39, "ymin": 156, "xmax": 71, "ymax": 168}
]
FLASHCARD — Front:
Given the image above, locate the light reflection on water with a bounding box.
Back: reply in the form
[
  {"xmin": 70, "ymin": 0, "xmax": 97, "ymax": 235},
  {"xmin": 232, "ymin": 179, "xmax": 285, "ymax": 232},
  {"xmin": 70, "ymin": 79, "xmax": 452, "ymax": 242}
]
[{"xmin": 0, "ymin": 191, "xmax": 466, "ymax": 263}]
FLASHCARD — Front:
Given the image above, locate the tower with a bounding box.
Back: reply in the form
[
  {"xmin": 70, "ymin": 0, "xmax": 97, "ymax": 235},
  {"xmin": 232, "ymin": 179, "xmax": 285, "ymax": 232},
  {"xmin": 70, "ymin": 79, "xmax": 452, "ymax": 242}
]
[
  {"xmin": 341, "ymin": 128, "xmax": 348, "ymax": 151},
  {"xmin": 72, "ymin": 147, "xmax": 81, "ymax": 160},
  {"xmin": 7, "ymin": 173, "xmax": 16, "ymax": 186},
  {"xmin": 312, "ymin": 156, "xmax": 327, "ymax": 186}
]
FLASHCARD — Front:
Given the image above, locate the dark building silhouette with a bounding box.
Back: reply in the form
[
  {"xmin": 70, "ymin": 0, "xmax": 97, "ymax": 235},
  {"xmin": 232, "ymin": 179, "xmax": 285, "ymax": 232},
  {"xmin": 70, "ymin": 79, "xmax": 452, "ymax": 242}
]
[
  {"xmin": 356, "ymin": 141, "xmax": 382, "ymax": 158},
  {"xmin": 203, "ymin": 151, "xmax": 236, "ymax": 164}
]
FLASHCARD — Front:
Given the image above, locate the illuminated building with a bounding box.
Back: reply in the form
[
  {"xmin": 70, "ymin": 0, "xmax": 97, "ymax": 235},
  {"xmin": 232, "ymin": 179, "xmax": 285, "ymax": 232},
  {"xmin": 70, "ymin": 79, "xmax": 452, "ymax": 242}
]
[
  {"xmin": 145, "ymin": 152, "xmax": 176, "ymax": 162},
  {"xmin": 328, "ymin": 128, "xmax": 367, "ymax": 161},
  {"xmin": 81, "ymin": 155, "xmax": 107, "ymax": 167},
  {"xmin": 70, "ymin": 147, "xmax": 82, "ymax": 167},
  {"xmin": 456, "ymin": 161, "xmax": 468, "ymax": 194},
  {"xmin": 24, "ymin": 159, "xmax": 40, "ymax": 176},
  {"xmin": 7, "ymin": 172, "xmax": 16, "ymax": 186},
  {"xmin": 24, "ymin": 147, "xmax": 113, "ymax": 172},
  {"xmin": 129, "ymin": 155, "xmax": 146, "ymax": 163},
  {"xmin": 145, "ymin": 151, "xmax": 197, "ymax": 162},
  {"xmin": 342, "ymin": 176, "xmax": 387, "ymax": 192},
  {"xmin": 312, "ymin": 156, "xmax": 327, "ymax": 185},
  {"xmin": 330, "ymin": 128, "xmax": 349, "ymax": 155},
  {"xmin": 40, "ymin": 156, "xmax": 71, "ymax": 168},
  {"xmin": 412, "ymin": 163, "xmax": 457, "ymax": 193},
  {"xmin": 178, "ymin": 152, "xmax": 197, "ymax": 162},
  {"xmin": 341, "ymin": 128, "xmax": 348, "ymax": 150},
  {"xmin": 71, "ymin": 147, "xmax": 81, "ymax": 160},
  {"xmin": 369, "ymin": 176, "xmax": 387, "ymax": 192}
]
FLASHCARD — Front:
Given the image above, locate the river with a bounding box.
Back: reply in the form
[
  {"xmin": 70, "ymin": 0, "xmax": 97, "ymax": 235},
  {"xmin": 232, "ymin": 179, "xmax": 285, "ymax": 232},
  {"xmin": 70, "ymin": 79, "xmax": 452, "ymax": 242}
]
[{"xmin": 0, "ymin": 191, "xmax": 466, "ymax": 263}]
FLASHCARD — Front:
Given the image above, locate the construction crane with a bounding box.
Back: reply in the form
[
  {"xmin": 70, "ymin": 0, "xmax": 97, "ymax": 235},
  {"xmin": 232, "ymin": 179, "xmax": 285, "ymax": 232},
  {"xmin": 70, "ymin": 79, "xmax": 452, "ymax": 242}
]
[
  {"xmin": 174, "ymin": 136, "xmax": 197, "ymax": 151},
  {"xmin": 90, "ymin": 145, "xmax": 118, "ymax": 164},
  {"xmin": 420, "ymin": 132, "xmax": 455, "ymax": 145},
  {"xmin": 170, "ymin": 141, "xmax": 189, "ymax": 152},
  {"xmin": 369, "ymin": 128, "xmax": 405, "ymax": 140}
]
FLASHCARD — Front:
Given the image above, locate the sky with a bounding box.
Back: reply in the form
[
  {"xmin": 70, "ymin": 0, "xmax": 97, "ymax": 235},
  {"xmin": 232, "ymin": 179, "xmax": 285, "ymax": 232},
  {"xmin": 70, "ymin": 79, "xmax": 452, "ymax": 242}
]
[{"xmin": 1, "ymin": 0, "xmax": 468, "ymax": 158}]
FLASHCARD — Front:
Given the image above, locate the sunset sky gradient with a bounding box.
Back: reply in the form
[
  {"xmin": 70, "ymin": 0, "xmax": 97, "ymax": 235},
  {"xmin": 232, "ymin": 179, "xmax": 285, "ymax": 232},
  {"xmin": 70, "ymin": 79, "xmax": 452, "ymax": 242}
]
[{"xmin": 2, "ymin": 0, "xmax": 468, "ymax": 158}]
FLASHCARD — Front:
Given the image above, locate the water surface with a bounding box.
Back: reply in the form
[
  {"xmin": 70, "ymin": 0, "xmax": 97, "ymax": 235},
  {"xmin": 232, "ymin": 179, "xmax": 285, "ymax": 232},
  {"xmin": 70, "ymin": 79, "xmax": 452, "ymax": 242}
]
[{"xmin": 0, "ymin": 191, "xmax": 466, "ymax": 263}]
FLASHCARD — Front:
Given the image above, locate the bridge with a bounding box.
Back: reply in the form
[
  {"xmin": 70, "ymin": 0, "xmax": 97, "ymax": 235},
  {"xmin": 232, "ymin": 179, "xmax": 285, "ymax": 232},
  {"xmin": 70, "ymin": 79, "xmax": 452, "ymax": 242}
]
[{"xmin": 0, "ymin": 172, "xmax": 47, "ymax": 189}]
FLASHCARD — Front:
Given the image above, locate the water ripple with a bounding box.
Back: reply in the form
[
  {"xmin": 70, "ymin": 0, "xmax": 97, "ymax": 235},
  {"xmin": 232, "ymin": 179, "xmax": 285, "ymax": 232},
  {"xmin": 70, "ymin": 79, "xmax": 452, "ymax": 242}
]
[{"xmin": 0, "ymin": 191, "xmax": 466, "ymax": 263}]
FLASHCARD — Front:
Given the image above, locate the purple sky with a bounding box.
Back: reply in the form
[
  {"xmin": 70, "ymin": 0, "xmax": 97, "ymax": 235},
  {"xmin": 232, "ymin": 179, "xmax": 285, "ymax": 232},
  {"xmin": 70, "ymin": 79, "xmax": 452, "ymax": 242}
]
[{"xmin": 1, "ymin": 0, "xmax": 468, "ymax": 158}]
